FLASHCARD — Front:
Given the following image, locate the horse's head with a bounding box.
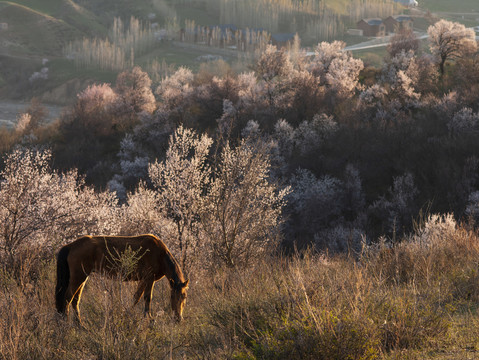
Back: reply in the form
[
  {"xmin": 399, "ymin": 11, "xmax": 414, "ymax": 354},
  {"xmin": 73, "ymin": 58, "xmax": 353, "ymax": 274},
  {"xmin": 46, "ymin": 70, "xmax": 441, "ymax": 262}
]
[{"xmin": 169, "ymin": 279, "xmax": 189, "ymax": 322}]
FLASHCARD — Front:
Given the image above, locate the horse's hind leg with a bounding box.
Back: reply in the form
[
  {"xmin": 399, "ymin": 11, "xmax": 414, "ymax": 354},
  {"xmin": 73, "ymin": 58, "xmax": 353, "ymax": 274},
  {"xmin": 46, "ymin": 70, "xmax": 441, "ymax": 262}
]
[
  {"xmin": 133, "ymin": 281, "xmax": 147, "ymax": 307},
  {"xmin": 65, "ymin": 275, "xmax": 88, "ymax": 324},
  {"xmin": 71, "ymin": 280, "xmax": 87, "ymax": 324}
]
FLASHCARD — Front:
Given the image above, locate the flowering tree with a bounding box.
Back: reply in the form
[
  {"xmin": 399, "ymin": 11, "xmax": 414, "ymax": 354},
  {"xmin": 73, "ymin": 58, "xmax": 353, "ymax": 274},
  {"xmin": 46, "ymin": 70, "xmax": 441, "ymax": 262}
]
[
  {"xmin": 0, "ymin": 148, "xmax": 120, "ymax": 281},
  {"xmin": 381, "ymin": 50, "xmax": 420, "ymax": 102},
  {"xmin": 387, "ymin": 28, "xmax": 419, "ymax": 58},
  {"xmin": 71, "ymin": 83, "xmax": 119, "ymax": 136},
  {"xmin": 120, "ymin": 183, "xmax": 166, "ymax": 235},
  {"xmin": 255, "ymin": 44, "xmax": 293, "ymax": 81},
  {"xmin": 115, "ymin": 66, "xmax": 156, "ymax": 114},
  {"xmin": 15, "ymin": 98, "xmax": 48, "ymax": 134},
  {"xmin": 77, "ymin": 83, "xmax": 118, "ymax": 116},
  {"xmin": 427, "ymin": 20, "xmax": 477, "ymax": 75},
  {"xmin": 148, "ymin": 125, "xmax": 213, "ymax": 273},
  {"xmin": 0, "ymin": 150, "xmax": 72, "ymax": 263},
  {"xmin": 308, "ymin": 41, "xmax": 364, "ymax": 98},
  {"xmin": 202, "ymin": 140, "xmax": 289, "ymax": 268},
  {"xmin": 156, "ymin": 67, "xmax": 194, "ymax": 114}
]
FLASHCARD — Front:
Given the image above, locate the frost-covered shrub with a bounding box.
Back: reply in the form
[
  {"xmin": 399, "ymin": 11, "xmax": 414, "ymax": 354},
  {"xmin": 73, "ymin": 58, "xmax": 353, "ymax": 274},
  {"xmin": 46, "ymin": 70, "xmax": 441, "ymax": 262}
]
[
  {"xmin": 29, "ymin": 67, "xmax": 48, "ymax": 82},
  {"xmin": 0, "ymin": 148, "xmax": 120, "ymax": 279},
  {"xmin": 287, "ymin": 169, "xmax": 343, "ymax": 243},
  {"xmin": 148, "ymin": 125, "xmax": 213, "ymax": 273},
  {"xmin": 308, "ymin": 41, "xmax": 363, "ymax": 98},
  {"xmin": 314, "ymin": 225, "xmax": 365, "ymax": 254},
  {"xmin": 202, "ymin": 140, "xmax": 289, "ymax": 268},
  {"xmin": 294, "ymin": 113, "xmax": 337, "ymax": 155},
  {"xmin": 447, "ymin": 107, "xmax": 479, "ymax": 135},
  {"xmin": 156, "ymin": 67, "xmax": 194, "ymax": 110},
  {"xmin": 465, "ymin": 191, "xmax": 479, "ymax": 225},
  {"xmin": 412, "ymin": 213, "xmax": 457, "ymax": 245},
  {"xmin": 115, "ymin": 66, "xmax": 156, "ymax": 114},
  {"xmin": 368, "ymin": 173, "xmax": 418, "ymax": 237}
]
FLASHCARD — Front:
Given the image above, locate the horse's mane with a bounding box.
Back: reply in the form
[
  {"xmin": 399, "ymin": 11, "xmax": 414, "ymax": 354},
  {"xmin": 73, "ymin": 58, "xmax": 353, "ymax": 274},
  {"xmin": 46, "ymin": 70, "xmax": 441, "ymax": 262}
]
[{"xmin": 164, "ymin": 248, "xmax": 185, "ymax": 284}]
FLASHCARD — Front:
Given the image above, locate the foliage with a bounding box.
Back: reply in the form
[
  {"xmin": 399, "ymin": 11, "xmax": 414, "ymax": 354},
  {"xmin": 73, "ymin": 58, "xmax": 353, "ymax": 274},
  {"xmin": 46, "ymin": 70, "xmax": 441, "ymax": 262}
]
[
  {"xmin": 148, "ymin": 125, "xmax": 212, "ymax": 274},
  {"xmin": 0, "ymin": 148, "xmax": 119, "ymax": 282},
  {"xmin": 387, "ymin": 28, "xmax": 419, "ymax": 59},
  {"xmin": 202, "ymin": 140, "xmax": 289, "ymax": 268},
  {"xmin": 4, "ymin": 19, "xmax": 479, "ymax": 264},
  {"xmin": 427, "ymin": 19, "xmax": 477, "ymax": 75}
]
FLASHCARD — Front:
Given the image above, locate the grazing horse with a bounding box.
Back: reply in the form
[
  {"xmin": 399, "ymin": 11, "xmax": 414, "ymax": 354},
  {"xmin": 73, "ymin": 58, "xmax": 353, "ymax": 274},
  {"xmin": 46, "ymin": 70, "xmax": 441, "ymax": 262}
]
[{"xmin": 55, "ymin": 234, "xmax": 189, "ymax": 323}]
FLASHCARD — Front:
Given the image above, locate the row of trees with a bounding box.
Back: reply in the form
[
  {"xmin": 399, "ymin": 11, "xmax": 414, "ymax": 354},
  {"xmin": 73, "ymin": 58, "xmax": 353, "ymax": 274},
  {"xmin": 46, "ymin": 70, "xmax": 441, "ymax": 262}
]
[
  {"xmin": 216, "ymin": 0, "xmax": 399, "ymax": 38},
  {"xmin": 182, "ymin": 19, "xmax": 272, "ymax": 54},
  {"xmin": 2, "ymin": 19, "xmax": 479, "ymax": 277},
  {"xmin": 63, "ymin": 16, "xmax": 157, "ymax": 71}
]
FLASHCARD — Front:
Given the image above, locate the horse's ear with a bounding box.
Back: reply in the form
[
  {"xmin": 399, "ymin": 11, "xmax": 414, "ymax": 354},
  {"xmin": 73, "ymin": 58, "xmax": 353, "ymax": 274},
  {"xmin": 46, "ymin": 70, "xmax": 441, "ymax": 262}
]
[
  {"xmin": 169, "ymin": 279, "xmax": 175, "ymax": 288},
  {"xmin": 183, "ymin": 279, "xmax": 189, "ymax": 289}
]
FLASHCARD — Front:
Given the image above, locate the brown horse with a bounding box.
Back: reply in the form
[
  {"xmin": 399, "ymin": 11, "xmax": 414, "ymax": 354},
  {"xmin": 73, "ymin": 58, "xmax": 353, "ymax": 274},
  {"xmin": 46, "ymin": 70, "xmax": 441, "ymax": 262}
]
[{"xmin": 55, "ymin": 234, "xmax": 189, "ymax": 323}]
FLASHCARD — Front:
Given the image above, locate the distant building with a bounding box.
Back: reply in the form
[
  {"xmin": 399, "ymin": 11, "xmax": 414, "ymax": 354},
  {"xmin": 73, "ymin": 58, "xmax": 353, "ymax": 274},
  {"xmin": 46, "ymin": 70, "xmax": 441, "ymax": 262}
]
[
  {"xmin": 356, "ymin": 18, "xmax": 386, "ymax": 37},
  {"xmin": 384, "ymin": 15, "xmax": 413, "ymax": 34},
  {"xmin": 393, "ymin": 0, "xmax": 418, "ymax": 7}
]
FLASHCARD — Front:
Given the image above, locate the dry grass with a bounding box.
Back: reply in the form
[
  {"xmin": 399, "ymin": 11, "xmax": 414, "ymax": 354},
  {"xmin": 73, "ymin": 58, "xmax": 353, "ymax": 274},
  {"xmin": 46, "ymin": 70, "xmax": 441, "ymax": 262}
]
[{"xmin": 1, "ymin": 220, "xmax": 479, "ymax": 359}]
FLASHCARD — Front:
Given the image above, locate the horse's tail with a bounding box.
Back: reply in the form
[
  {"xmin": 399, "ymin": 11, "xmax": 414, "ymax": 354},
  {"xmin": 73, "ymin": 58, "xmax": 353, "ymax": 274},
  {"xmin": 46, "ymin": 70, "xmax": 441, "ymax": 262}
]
[{"xmin": 55, "ymin": 246, "xmax": 70, "ymax": 314}]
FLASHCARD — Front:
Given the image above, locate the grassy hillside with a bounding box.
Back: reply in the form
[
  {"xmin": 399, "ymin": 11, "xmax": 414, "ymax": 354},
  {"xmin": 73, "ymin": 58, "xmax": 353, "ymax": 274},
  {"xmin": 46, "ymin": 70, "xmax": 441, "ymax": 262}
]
[
  {"xmin": 0, "ymin": 1, "xmax": 107, "ymax": 56},
  {"xmin": 0, "ymin": 3, "xmax": 77, "ymax": 56}
]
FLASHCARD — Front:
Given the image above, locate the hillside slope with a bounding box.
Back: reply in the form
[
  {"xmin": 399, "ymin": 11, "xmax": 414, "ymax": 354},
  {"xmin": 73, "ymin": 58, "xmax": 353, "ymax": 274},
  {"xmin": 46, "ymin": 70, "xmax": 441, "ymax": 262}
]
[{"xmin": 0, "ymin": 0, "xmax": 106, "ymax": 57}]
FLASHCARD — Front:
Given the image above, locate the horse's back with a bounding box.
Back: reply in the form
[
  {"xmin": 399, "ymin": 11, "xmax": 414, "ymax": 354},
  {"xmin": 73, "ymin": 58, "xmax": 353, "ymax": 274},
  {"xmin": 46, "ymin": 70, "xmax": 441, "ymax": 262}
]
[
  {"xmin": 68, "ymin": 234, "xmax": 162, "ymax": 251},
  {"xmin": 65, "ymin": 234, "xmax": 167, "ymax": 278}
]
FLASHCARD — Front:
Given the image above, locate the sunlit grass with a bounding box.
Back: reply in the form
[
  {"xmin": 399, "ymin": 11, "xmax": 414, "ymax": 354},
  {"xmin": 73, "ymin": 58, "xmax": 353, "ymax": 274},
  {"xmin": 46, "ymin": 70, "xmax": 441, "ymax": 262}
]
[{"xmin": 0, "ymin": 219, "xmax": 478, "ymax": 359}]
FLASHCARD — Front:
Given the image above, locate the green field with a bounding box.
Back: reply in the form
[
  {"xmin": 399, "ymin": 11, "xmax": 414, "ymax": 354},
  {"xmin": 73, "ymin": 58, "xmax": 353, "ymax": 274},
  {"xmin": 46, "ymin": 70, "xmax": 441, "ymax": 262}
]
[{"xmin": 421, "ymin": 0, "xmax": 479, "ymax": 13}]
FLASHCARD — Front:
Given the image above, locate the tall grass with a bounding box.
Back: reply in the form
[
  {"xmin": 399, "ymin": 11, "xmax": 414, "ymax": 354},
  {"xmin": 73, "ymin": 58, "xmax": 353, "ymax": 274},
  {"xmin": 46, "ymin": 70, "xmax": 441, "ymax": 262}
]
[{"xmin": 1, "ymin": 217, "xmax": 479, "ymax": 359}]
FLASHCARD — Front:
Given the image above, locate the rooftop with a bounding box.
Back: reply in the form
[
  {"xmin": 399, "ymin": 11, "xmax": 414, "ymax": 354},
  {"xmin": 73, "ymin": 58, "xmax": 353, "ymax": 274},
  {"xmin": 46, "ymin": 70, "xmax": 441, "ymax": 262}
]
[{"xmin": 361, "ymin": 18, "xmax": 383, "ymax": 26}]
